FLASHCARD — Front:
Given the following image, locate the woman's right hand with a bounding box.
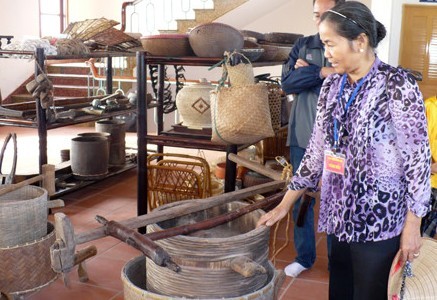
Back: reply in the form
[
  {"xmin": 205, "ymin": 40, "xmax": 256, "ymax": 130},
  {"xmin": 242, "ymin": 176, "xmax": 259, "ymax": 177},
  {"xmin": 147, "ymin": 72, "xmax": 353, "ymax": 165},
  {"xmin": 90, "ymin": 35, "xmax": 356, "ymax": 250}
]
[
  {"xmin": 256, "ymin": 189, "xmax": 305, "ymax": 227},
  {"xmin": 256, "ymin": 203, "xmax": 289, "ymax": 227}
]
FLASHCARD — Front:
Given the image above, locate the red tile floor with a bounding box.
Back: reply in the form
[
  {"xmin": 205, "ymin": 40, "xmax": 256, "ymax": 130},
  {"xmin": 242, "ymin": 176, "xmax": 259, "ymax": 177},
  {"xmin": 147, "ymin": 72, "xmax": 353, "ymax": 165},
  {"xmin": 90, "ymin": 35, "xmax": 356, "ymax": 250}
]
[{"xmin": 0, "ymin": 127, "xmax": 330, "ymax": 299}]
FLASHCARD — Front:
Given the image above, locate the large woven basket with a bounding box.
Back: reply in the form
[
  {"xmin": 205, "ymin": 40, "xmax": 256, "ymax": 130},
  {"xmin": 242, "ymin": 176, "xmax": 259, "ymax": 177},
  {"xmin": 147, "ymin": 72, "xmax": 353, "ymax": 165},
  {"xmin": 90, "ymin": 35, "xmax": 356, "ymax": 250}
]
[
  {"xmin": 189, "ymin": 22, "xmax": 244, "ymax": 58},
  {"xmin": 0, "ymin": 222, "xmax": 57, "ymax": 296},
  {"xmin": 0, "ymin": 185, "xmax": 48, "ymax": 247}
]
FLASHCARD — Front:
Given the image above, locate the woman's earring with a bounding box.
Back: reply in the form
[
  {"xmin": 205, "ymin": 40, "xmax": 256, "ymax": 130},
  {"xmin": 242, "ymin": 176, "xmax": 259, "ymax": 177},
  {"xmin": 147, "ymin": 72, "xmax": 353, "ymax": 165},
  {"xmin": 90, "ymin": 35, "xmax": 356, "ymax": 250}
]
[{"xmin": 359, "ymin": 48, "xmax": 364, "ymax": 53}]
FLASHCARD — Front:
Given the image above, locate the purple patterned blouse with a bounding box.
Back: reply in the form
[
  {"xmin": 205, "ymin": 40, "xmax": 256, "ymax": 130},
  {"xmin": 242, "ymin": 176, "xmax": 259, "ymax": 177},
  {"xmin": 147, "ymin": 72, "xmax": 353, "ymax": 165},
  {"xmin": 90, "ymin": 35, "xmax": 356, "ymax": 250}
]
[{"xmin": 289, "ymin": 57, "xmax": 431, "ymax": 242}]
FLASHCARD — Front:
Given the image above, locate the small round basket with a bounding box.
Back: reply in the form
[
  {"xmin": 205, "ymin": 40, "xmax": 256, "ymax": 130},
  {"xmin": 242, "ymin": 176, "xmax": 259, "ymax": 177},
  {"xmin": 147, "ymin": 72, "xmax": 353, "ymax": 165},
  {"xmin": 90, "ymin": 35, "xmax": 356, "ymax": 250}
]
[
  {"xmin": 258, "ymin": 43, "xmax": 292, "ymax": 62},
  {"xmin": 240, "ymin": 48, "xmax": 265, "ymax": 62},
  {"xmin": 0, "ymin": 185, "xmax": 48, "ymax": 247},
  {"xmin": 189, "ymin": 23, "xmax": 244, "ymax": 58},
  {"xmin": 240, "ymin": 30, "xmax": 265, "ymax": 42},
  {"xmin": 275, "ymin": 45, "xmax": 293, "ymax": 62},
  {"xmin": 263, "ymin": 32, "xmax": 303, "ymax": 44},
  {"xmin": 258, "ymin": 43, "xmax": 279, "ymax": 61},
  {"xmin": 140, "ymin": 34, "xmax": 193, "ymax": 57}
]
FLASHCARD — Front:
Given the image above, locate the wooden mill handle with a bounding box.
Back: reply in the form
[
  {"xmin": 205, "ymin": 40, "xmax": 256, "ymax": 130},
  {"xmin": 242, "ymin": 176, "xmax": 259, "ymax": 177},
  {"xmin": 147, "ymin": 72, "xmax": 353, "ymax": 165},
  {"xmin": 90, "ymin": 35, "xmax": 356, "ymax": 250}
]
[
  {"xmin": 0, "ymin": 164, "xmax": 55, "ymax": 196},
  {"xmin": 0, "ymin": 174, "xmax": 43, "ymax": 196}
]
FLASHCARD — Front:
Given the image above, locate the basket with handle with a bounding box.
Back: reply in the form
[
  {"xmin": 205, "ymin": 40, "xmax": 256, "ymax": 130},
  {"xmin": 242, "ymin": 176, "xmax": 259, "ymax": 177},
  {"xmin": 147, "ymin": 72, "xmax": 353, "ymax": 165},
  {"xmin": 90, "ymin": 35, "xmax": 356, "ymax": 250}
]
[
  {"xmin": 147, "ymin": 153, "xmax": 212, "ymax": 211},
  {"xmin": 223, "ymin": 51, "xmax": 255, "ymax": 87}
]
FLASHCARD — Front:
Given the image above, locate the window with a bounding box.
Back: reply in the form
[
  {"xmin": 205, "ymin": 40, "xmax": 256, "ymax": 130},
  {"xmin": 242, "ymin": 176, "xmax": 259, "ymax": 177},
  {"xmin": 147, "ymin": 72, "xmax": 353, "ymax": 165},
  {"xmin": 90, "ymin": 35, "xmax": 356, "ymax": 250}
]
[{"xmin": 39, "ymin": 0, "xmax": 67, "ymax": 37}]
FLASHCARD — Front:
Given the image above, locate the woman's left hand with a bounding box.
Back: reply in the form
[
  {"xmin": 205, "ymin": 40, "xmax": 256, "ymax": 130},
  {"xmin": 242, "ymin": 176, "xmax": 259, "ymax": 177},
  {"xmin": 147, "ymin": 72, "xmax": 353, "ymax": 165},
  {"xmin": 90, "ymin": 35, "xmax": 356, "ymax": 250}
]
[{"xmin": 399, "ymin": 210, "xmax": 423, "ymax": 263}]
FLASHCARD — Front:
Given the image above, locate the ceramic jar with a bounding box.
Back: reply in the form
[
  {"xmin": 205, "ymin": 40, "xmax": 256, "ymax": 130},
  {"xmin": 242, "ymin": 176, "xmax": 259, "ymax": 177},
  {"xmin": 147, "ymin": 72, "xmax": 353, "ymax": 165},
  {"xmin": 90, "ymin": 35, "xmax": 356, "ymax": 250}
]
[{"xmin": 176, "ymin": 78, "xmax": 215, "ymax": 129}]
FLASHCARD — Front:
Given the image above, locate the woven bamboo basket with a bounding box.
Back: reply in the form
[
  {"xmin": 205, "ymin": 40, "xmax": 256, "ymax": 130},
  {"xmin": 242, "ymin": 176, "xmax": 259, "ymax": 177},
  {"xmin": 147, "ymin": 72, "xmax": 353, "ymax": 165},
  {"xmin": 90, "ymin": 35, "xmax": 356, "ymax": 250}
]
[
  {"xmin": 267, "ymin": 83, "xmax": 282, "ymax": 131},
  {"xmin": 92, "ymin": 27, "xmax": 142, "ymax": 51},
  {"xmin": 0, "ymin": 222, "xmax": 57, "ymax": 296},
  {"xmin": 63, "ymin": 18, "xmax": 119, "ymax": 40},
  {"xmin": 256, "ymin": 126, "xmax": 289, "ymax": 164},
  {"xmin": 147, "ymin": 153, "xmax": 211, "ymax": 211},
  {"xmin": 0, "ymin": 185, "xmax": 48, "ymax": 247}
]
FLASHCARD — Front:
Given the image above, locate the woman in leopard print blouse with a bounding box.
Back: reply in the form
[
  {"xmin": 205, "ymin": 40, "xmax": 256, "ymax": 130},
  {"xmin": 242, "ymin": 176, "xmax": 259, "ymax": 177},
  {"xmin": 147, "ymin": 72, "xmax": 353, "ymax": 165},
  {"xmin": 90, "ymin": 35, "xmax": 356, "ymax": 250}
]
[{"xmin": 258, "ymin": 2, "xmax": 431, "ymax": 299}]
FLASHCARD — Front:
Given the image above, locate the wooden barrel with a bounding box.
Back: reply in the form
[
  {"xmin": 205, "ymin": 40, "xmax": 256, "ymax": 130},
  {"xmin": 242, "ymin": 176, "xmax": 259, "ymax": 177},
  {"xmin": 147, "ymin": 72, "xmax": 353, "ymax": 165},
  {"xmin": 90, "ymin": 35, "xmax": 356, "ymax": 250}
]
[
  {"xmin": 0, "ymin": 222, "xmax": 57, "ymax": 297},
  {"xmin": 146, "ymin": 201, "xmax": 271, "ymax": 298},
  {"xmin": 70, "ymin": 136, "xmax": 109, "ymax": 180},
  {"xmin": 0, "ymin": 185, "xmax": 48, "ymax": 247},
  {"xmin": 95, "ymin": 120, "xmax": 126, "ymax": 166},
  {"xmin": 122, "ymin": 256, "xmax": 279, "ymax": 300}
]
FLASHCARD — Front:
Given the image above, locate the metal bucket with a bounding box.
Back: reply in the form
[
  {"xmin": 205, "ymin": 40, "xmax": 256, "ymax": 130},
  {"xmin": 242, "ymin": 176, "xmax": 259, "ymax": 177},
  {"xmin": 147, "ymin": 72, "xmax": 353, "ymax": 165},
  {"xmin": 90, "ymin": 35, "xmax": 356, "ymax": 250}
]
[
  {"xmin": 0, "ymin": 185, "xmax": 48, "ymax": 247},
  {"xmin": 95, "ymin": 120, "xmax": 126, "ymax": 166},
  {"xmin": 122, "ymin": 256, "xmax": 279, "ymax": 300},
  {"xmin": 70, "ymin": 136, "xmax": 109, "ymax": 180},
  {"xmin": 0, "ymin": 222, "xmax": 57, "ymax": 297},
  {"xmin": 146, "ymin": 201, "xmax": 271, "ymax": 298}
]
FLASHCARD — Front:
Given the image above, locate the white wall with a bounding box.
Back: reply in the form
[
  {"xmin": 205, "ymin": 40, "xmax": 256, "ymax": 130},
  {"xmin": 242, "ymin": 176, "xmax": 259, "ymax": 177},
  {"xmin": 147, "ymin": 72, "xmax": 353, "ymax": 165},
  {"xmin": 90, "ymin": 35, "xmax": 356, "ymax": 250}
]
[
  {"xmin": 0, "ymin": 0, "xmax": 429, "ymax": 100},
  {"xmin": 0, "ymin": 0, "xmax": 40, "ymax": 99},
  {"xmin": 0, "ymin": 0, "xmax": 128, "ymax": 100},
  {"xmin": 67, "ymin": 0, "xmax": 125, "ymax": 25}
]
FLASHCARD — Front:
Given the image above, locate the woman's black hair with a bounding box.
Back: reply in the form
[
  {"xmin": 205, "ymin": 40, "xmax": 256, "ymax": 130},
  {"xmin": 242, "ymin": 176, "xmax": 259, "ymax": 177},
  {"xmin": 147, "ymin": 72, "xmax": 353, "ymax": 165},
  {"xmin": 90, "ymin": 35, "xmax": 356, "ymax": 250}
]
[
  {"xmin": 320, "ymin": 1, "xmax": 386, "ymax": 48},
  {"xmin": 313, "ymin": 0, "xmax": 345, "ymax": 5}
]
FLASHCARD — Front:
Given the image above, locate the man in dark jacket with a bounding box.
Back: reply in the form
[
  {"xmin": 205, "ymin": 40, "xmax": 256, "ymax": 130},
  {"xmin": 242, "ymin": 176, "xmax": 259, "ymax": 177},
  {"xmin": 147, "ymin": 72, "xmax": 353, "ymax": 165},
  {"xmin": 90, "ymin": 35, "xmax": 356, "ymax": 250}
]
[{"xmin": 281, "ymin": 0, "xmax": 342, "ymax": 277}]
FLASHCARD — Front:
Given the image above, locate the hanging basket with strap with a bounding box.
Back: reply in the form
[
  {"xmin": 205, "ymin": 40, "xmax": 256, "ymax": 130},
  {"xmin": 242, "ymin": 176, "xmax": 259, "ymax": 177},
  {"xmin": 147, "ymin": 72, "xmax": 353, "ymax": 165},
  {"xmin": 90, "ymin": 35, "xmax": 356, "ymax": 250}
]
[{"xmin": 210, "ymin": 51, "xmax": 274, "ymax": 145}]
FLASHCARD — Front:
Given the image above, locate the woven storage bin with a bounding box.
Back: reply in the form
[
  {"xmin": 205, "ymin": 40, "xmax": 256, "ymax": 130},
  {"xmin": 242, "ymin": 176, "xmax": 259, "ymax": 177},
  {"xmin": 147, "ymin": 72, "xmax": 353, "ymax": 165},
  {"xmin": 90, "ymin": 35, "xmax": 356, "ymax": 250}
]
[
  {"xmin": 147, "ymin": 153, "xmax": 211, "ymax": 211},
  {"xmin": 0, "ymin": 222, "xmax": 57, "ymax": 296},
  {"xmin": 256, "ymin": 126, "xmax": 289, "ymax": 164},
  {"xmin": 267, "ymin": 83, "xmax": 282, "ymax": 131},
  {"xmin": 0, "ymin": 185, "xmax": 48, "ymax": 247}
]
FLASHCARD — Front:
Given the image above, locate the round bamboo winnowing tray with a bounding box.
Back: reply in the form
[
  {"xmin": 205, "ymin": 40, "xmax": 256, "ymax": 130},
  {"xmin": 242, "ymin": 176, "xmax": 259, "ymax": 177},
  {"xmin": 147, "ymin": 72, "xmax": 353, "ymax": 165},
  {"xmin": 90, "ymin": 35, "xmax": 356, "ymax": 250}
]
[{"xmin": 0, "ymin": 222, "xmax": 57, "ymax": 297}]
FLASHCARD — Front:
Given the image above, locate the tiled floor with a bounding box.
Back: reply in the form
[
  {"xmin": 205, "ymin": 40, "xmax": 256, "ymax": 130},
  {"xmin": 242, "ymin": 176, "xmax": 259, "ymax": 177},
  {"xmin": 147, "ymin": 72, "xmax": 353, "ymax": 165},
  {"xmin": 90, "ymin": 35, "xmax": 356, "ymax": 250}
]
[{"xmin": 1, "ymin": 127, "xmax": 329, "ymax": 299}]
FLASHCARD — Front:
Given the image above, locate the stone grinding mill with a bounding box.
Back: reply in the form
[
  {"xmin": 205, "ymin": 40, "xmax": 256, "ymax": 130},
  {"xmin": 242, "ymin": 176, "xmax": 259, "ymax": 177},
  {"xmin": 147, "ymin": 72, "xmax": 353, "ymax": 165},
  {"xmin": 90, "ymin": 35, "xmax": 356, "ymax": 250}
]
[{"xmin": 49, "ymin": 154, "xmax": 291, "ymax": 299}]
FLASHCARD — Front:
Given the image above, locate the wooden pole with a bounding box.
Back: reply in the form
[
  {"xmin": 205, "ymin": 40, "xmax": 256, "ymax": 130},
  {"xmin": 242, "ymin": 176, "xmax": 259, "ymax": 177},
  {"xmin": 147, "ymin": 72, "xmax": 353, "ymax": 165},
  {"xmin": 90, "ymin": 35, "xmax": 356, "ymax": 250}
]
[
  {"xmin": 75, "ymin": 180, "xmax": 285, "ymax": 244},
  {"xmin": 227, "ymin": 153, "xmax": 283, "ymax": 181},
  {"xmin": 145, "ymin": 191, "xmax": 286, "ymax": 241}
]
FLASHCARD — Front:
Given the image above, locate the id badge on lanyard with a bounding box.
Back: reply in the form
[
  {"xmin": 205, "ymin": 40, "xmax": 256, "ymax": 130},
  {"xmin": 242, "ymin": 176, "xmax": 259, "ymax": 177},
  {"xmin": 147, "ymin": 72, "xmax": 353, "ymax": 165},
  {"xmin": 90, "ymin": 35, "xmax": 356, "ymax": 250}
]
[
  {"xmin": 324, "ymin": 150, "xmax": 346, "ymax": 175},
  {"xmin": 326, "ymin": 74, "xmax": 366, "ymax": 176}
]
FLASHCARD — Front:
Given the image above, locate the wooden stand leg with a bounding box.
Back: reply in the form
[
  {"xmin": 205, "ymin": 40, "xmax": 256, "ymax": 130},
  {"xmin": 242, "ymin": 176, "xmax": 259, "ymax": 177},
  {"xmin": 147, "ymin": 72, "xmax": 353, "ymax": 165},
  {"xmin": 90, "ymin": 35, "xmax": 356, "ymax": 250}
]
[{"xmin": 224, "ymin": 144, "xmax": 238, "ymax": 193}]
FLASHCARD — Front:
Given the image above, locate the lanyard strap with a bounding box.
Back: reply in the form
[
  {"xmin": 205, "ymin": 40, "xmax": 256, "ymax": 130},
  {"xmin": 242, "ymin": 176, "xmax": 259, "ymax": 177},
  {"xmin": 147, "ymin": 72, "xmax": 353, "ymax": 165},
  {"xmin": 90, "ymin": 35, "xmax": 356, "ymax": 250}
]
[{"xmin": 333, "ymin": 74, "xmax": 366, "ymax": 151}]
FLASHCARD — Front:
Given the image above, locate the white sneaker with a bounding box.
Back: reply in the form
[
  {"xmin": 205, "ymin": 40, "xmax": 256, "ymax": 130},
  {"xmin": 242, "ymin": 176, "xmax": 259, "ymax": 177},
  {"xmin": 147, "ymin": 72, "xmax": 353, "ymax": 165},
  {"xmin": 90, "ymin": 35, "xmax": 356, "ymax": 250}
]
[{"xmin": 284, "ymin": 262, "xmax": 308, "ymax": 277}]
